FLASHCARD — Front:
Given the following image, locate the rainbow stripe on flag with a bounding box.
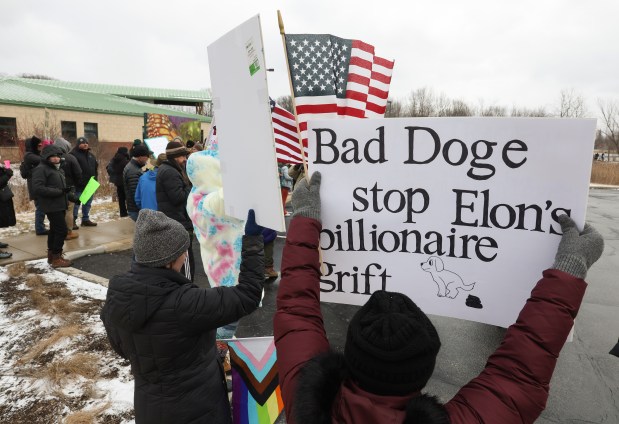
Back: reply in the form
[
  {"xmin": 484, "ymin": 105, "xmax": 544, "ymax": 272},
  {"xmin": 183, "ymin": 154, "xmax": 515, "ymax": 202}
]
[{"xmin": 228, "ymin": 337, "xmax": 284, "ymax": 424}]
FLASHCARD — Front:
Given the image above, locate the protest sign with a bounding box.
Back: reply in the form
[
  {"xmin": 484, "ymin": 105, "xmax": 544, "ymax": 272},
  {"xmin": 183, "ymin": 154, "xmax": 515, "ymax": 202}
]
[
  {"xmin": 207, "ymin": 15, "xmax": 285, "ymax": 232},
  {"xmin": 144, "ymin": 136, "xmax": 169, "ymax": 158},
  {"xmin": 308, "ymin": 117, "xmax": 596, "ymax": 327},
  {"xmin": 79, "ymin": 177, "xmax": 100, "ymax": 204}
]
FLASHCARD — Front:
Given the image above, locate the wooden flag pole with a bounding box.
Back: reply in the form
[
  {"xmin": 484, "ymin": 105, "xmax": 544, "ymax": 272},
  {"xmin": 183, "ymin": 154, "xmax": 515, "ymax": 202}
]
[
  {"xmin": 278, "ymin": 10, "xmax": 325, "ymax": 274},
  {"xmin": 277, "ymin": 10, "xmax": 309, "ymax": 180}
]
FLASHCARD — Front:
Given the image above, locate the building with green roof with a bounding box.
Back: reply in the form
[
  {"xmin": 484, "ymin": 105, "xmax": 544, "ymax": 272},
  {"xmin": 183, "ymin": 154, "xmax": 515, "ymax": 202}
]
[{"xmin": 0, "ymin": 77, "xmax": 211, "ymax": 161}]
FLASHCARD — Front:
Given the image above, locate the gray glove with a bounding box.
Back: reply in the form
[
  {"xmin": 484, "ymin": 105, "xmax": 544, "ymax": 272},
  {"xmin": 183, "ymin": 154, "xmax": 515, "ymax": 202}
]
[
  {"xmin": 291, "ymin": 171, "xmax": 321, "ymax": 222},
  {"xmin": 552, "ymin": 214, "xmax": 604, "ymax": 279}
]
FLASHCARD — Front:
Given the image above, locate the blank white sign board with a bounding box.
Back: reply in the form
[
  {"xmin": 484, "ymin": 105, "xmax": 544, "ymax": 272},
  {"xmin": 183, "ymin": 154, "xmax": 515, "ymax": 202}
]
[{"xmin": 207, "ymin": 15, "xmax": 285, "ymax": 232}]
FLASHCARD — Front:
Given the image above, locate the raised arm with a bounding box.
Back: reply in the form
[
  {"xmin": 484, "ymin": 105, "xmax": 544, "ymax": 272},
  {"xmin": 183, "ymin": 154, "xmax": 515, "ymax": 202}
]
[
  {"xmin": 445, "ymin": 215, "xmax": 604, "ymax": 423},
  {"xmin": 178, "ymin": 210, "xmax": 265, "ymax": 331},
  {"xmin": 274, "ymin": 172, "xmax": 330, "ymax": 422}
]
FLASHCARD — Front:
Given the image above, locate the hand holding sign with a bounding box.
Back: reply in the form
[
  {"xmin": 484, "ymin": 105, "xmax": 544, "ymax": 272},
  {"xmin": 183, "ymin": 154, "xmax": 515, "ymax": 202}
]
[
  {"xmin": 552, "ymin": 215, "xmax": 604, "ymax": 279},
  {"xmin": 291, "ymin": 172, "xmax": 322, "ymax": 222}
]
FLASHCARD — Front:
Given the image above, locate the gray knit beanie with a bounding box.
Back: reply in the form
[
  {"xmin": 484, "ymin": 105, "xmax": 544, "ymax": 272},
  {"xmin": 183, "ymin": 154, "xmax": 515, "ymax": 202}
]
[{"xmin": 134, "ymin": 209, "xmax": 190, "ymax": 267}]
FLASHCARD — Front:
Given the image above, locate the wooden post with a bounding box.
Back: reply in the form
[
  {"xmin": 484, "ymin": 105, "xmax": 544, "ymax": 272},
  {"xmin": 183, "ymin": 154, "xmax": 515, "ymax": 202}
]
[{"xmin": 277, "ymin": 10, "xmax": 309, "ymax": 180}]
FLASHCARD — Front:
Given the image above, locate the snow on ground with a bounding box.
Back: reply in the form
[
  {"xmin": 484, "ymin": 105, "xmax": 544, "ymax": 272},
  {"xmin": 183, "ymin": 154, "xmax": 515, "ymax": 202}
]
[{"xmin": 0, "ymin": 259, "xmax": 135, "ymax": 423}]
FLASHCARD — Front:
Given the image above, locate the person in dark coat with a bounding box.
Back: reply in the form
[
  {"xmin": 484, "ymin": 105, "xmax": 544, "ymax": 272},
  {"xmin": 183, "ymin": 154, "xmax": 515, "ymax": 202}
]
[
  {"xmin": 274, "ymin": 172, "xmax": 604, "ymax": 424},
  {"xmin": 70, "ymin": 136, "xmax": 98, "ymax": 227},
  {"xmin": 100, "ymin": 208, "xmax": 264, "ymax": 424},
  {"xmin": 0, "ymin": 160, "xmax": 16, "ymax": 259},
  {"xmin": 22, "ymin": 136, "xmax": 48, "ymax": 235},
  {"xmin": 108, "ymin": 146, "xmax": 130, "ymax": 218},
  {"xmin": 156, "ymin": 141, "xmax": 195, "ymax": 280},
  {"xmin": 56, "ymin": 138, "xmax": 82, "ymax": 240},
  {"xmin": 123, "ymin": 145, "xmax": 150, "ymax": 221},
  {"xmin": 31, "ymin": 145, "xmax": 73, "ymax": 268}
]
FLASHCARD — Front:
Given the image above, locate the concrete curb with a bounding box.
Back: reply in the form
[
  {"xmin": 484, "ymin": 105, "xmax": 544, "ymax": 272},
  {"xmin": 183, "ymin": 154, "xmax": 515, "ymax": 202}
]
[{"xmin": 64, "ymin": 238, "xmax": 133, "ymax": 261}]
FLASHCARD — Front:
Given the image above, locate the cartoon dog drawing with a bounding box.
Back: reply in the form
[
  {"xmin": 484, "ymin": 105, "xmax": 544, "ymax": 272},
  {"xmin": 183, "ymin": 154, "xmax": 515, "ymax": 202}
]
[{"xmin": 420, "ymin": 256, "xmax": 475, "ymax": 299}]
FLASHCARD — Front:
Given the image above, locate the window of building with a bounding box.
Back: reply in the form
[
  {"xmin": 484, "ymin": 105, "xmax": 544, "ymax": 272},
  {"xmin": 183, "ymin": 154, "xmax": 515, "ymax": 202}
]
[
  {"xmin": 61, "ymin": 121, "xmax": 77, "ymax": 143},
  {"xmin": 84, "ymin": 122, "xmax": 98, "ymax": 141},
  {"xmin": 0, "ymin": 117, "xmax": 17, "ymax": 146}
]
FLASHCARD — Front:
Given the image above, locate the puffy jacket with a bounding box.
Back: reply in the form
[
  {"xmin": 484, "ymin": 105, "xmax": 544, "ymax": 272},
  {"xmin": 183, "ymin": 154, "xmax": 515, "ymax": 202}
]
[
  {"xmin": 108, "ymin": 150, "xmax": 130, "ymax": 186},
  {"xmin": 22, "ymin": 137, "xmax": 43, "ymax": 200},
  {"xmin": 31, "ymin": 145, "xmax": 68, "ymax": 213},
  {"xmin": 135, "ymin": 169, "xmax": 158, "ymax": 211},
  {"xmin": 60, "ymin": 153, "xmax": 82, "ymax": 189},
  {"xmin": 0, "ymin": 167, "xmax": 16, "ymax": 228},
  {"xmin": 70, "ymin": 147, "xmax": 98, "ymax": 189},
  {"xmin": 274, "ymin": 216, "xmax": 588, "ymax": 424},
  {"xmin": 156, "ymin": 161, "xmax": 192, "ymax": 230},
  {"xmin": 123, "ymin": 159, "xmax": 143, "ymax": 212},
  {"xmin": 100, "ymin": 235, "xmax": 264, "ymax": 424}
]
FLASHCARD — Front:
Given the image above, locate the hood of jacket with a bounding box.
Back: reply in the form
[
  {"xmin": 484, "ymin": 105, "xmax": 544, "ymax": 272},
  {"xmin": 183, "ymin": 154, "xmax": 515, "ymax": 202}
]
[
  {"xmin": 103, "ymin": 263, "xmax": 192, "ymax": 332},
  {"xmin": 27, "ymin": 136, "xmax": 42, "ymax": 153},
  {"xmin": 145, "ymin": 168, "xmax": 158, "ymax": 181},
  {"xmin": 54, "ymin": 137, "xmax": 72, "ymax": 154},
  {"xmin": 41, "ymin": 145, "xmax": 64, "ymax": 161},
  {"xmin": 294, "ymin": 352, "xmax": 449, "ymax": 424}
]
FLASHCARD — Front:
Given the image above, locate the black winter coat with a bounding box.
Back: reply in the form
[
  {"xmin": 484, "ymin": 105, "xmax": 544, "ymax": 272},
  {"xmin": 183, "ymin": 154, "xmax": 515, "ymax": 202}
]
[
  {"xmin": 156, "ymin": 161, "xmax": 192, "ymax": 230},
  {"xmin": 0, "ymin": 167, "xmax": 16, "ymax": 228},
  {"xmin": 32, "ymin": 146, "xmax": 68, "ymax": 213},
  {"xmin": 100, "ymin": 235, "xmax": 264, "ymax": 424},
  {"xmin": 22, "ymin": 138, "xmax": 42, "ymax": 200},
  {"xmin": 123, "ymin": 159, "xmax": 143, "ymax": 213},
  {"xmin": 109, "ymin": 152, "xmax": 130, "ymax": 186},
  {"xmin": 70, "ymin": 147, "xmax": 98, "ymax": 189},
  {"xmin": 61, "ymin": 153, "xmax": 82, "ymax": 189}
]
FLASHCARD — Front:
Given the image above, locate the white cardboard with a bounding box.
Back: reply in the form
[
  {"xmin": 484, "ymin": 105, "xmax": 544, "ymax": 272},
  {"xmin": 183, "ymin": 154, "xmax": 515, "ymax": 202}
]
[
  {"xmin": 308, "ymin": 117, "xmax": 596, "ymax": 327},
  {"xmin": 207, "ymin": 15, "xmax": 285, "ymax": 232},
  {"xmin": 143, "ymin": 136, "xmax": 169, "ymax": 158}
]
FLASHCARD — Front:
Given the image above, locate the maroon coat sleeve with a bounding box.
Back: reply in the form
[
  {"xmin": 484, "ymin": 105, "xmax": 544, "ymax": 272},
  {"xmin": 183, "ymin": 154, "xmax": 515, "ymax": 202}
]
[
  {"xmin": 274, "ymin": 217, "xmax": 330, "ymax": 424},
  {"xmin": 445, "ymin": 269, "xmax": 587, "ymax": 424}
]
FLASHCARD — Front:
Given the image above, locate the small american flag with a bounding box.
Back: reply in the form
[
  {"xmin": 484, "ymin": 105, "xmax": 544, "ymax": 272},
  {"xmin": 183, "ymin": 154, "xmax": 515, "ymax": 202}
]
[
  {"xmin": 270, "ymin": 98, "xmax": 305, "ymax": 164},
  {"xmin": 284, "ymin": 34, "xmax": 394, "ymax": 144}
]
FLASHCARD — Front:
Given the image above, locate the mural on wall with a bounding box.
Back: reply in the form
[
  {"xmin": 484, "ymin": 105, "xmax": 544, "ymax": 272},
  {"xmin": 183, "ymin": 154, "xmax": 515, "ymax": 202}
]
[{"xmin": 145, "ymin": 113, "xmax": 202, "ymax": 142}]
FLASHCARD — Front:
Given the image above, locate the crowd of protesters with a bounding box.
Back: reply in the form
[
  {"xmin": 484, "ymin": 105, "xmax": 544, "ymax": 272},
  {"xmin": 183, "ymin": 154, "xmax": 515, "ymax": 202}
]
[{"xmin": 0, "ymin": 133, "xmax": 608, "ymax": 423}]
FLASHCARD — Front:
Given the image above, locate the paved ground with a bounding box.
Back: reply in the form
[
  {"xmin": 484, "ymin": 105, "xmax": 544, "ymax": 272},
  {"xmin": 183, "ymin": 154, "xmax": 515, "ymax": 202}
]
[{"xmin": 6, "ymin": 187, "xmax": 619, "ymax": 422}]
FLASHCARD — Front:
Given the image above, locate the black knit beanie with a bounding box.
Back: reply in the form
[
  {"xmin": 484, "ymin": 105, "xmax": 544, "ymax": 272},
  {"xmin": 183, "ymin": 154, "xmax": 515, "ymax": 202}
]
[{"xmin": 344, "ymin": 290, "xmax": 441, "ymax": 396}]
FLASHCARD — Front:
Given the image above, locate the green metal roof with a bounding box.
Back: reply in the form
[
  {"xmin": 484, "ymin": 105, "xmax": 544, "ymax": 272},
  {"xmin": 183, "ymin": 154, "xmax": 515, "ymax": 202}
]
[
  {"xmin": 0, "ymin": 78, "xmax": 210, "ymax": 122},
  {"xmin": 15, "ymin": 78, "xmax": 211, "ymax": 103}
]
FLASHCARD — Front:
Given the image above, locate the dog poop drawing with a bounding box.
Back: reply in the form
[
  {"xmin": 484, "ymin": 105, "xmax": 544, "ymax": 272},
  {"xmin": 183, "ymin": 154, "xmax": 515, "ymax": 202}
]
[{"xmin": 420, "ymin": 256, "xmax": 475, "ymax": 299}]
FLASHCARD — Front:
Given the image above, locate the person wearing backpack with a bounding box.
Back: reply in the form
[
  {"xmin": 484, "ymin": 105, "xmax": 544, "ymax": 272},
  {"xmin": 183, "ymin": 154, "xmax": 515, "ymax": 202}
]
[{"xmin": 21, "ymin": 136, "xmax": 48, "ymax": 235}]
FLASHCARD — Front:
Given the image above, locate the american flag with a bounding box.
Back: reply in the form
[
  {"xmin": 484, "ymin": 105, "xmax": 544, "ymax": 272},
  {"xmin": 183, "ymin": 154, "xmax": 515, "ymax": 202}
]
[
  {"xmin": 284, "ymin": 34, "xmax": 394, "ymax": 145},
  {"xmin": 207, "ymin": 101, "xmax": 305, "ymax": 164},
  {"xmin": 270, "ymin": 98, "xmax": 305, "ymax": 164}
]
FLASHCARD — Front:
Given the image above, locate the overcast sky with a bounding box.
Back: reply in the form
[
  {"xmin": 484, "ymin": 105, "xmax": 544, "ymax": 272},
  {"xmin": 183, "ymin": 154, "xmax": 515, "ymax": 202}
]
[{"xmin": 2, "ymin": 0, "xmax": 619, "ymax": 116}]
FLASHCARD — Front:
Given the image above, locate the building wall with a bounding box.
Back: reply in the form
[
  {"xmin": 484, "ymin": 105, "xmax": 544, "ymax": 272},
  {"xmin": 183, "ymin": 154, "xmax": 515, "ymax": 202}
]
[
  {"xmin": 0, "ymin": 103, "xmax": 210, "ymax": 161},
  {"xmin": 0, "ymin": 104, "xmax": 145, "ymax": 142}
]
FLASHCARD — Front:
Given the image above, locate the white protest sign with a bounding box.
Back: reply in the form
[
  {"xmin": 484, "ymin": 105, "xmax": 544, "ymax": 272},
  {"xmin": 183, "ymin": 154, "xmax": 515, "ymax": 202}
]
[
  {"xmin": 207, "ymin": 15, "xmax": 285, "ymax": 232},
  {"xmin": 144, "ymin": 136, "xmax": 169, "ymax": 158},
  {"xmin": 308, "ymin": 118, "xmax": 596, "ymax": 327}
]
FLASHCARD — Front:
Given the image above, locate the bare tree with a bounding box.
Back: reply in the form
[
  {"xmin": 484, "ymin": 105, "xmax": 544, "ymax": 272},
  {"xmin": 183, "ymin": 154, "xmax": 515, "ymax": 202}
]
[
  {"xmin": 558, "ymin": 88, "xmax": 587, "ymax": 118},
  {"xmin": 385, "ymin": 98, "xmax": 404, "ymax": 117},
  {"xmin": 407, "ymin": 87, "xmax": 436, "ymax": 117},
  {"xmin": 447, "ymin": 99, "xmax": 473, "ymax": 117},
  {"xmin": 598, "ymin": 99, "xmax": 619, "ymax": 153},
  {"xmin": 510, "ymin": 106, "xmax": 549, "ymax": 117},
  {"xmin": 276, "ymin": 95, "xmax": 294, "ymax": 114}
]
